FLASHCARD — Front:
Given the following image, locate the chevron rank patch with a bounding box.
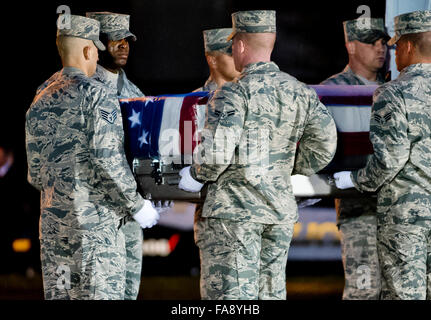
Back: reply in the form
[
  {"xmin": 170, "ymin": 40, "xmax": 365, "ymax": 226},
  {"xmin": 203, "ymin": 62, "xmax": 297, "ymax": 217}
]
[
  {"xmin": 373, "ymin": 112, "xmax": 392, "ymax": 125},
  {"xmin": 100, "ymin": 109, "xmax": 117, "ymax": 124}
]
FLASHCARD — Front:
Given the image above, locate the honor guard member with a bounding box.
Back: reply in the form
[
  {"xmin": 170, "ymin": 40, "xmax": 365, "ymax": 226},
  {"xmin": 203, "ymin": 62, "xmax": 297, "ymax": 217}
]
[
  {"xmin": 86, "ymin": 12, "xmax": 144, "ymax": 98},
  {"xmin": 26, "ymin": 14, "xmax": 159, "ymax": 300},
  {"xmin": 334, "ymin": 10, "xmax": 431, "ymax": 300},
  {"xmin": 322, "ymin": 18, "xmax": 390, "ymax": 85},
  {"xmin": 36, "ymin": 12, "xmax": 144, "ymax": 99},
  {"xmin": 179, "ymin": 10, "xmax": 337, "ymax": 300},
  {"xmin": 85, "ymin": 11, "xmax": 145, "ymax": 301},
  {"xmin": 195, "ymin": 28, "xmax": 241, "ymax": 92},
  {"xmin": 321, "ymin": 17, "xmax": 390, "ymax": 300}
]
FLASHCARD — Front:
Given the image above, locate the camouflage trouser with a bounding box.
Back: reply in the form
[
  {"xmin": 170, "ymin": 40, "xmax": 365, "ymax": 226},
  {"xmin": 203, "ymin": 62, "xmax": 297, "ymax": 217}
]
[
  {"xmin": 40, "ymin": 223, "xmax": 126, "ymax": 300},
  {"xmin": 120, "ymin": 219, "xmax": 143, "ymax": 300},
  {"xmin": 377, "ymin": 222, "xmax": 431, "ymax": 300},
  {"xmin": 194, "ymin": 216, "xmax": 294, "ymax": 300},
  {"xmin": 337, "ymin": 198, "xmax": 381, "ymax": 300}
]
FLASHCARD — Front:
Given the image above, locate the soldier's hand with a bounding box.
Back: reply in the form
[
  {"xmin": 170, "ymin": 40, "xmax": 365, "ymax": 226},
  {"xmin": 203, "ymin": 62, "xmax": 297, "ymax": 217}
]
[
  {"xmin": 333, "ymin": 171, "xmax": 354, "ymax": 189},
  {"xmin": 178, "ymin": 166, "xmax": 204, "ymax": 192},
  {"xmin": 133, "ymin": 200, "xmax": 160, "ymax": 228},
  {"xmin": 153, "ymin": 200, "xmax": 174, "ymax": 214}
]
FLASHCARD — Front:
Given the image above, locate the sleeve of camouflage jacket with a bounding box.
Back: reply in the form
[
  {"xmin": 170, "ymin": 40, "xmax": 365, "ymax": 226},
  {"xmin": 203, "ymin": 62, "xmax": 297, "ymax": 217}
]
[
  {"xmin": 352, "ymin": 86, "xmax": 410, "ymax": 192},
  {"xmin": 292, "ymin": 90, "xmax": 338, "ymax": 176},
  {"xmin": 191, "ymin": 83, "xmax": 247, "ymax": 182},
  {"xmin": 85, "ymin": 87, "xmax": 145, "ymax": 215},
  {"xmin": 25, "ymin": 115, "xmax": 43, "ymax": 191}
]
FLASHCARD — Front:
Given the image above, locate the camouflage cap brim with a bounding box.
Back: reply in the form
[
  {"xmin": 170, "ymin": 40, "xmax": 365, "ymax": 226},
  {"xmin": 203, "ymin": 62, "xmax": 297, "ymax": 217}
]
[
  {"xmin": 106, "ymin": 29, "xmax": 137, "ymax": 42},
  {"xmin": 387, "ymin": 33, "xmax": 401, "ymax": 46},
  {"xmin": 227, "ymin": 30, "xmax": 236, "ymax": 41},
  {"xmin": 359, "ymin": 30, "xmax": 391, "ymax": 44},
  {"xmin": 93, "ymin": 39, "xmax": 106, "ymax": 51},
  {"xmin": 204, "ymin": 28, "xmax": 233, "ymax": 54}
]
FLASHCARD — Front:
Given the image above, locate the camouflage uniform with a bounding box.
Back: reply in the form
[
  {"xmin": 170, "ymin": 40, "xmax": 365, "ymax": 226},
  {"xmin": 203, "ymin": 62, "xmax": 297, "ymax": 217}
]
[
  {"xmin": 191, "ymin": 10, "xmax": 337, "ymax": 300},
  {"xmin": 321, "ymin": 17, "xmax": 390, "ymax": 300},
  {"xmin": 352, "ymin": 10, "xmax": 431, "ymax": 300},
  {"xmin": 25, "ymin": 15, "xmax": 145, "ymax": 300},
  {"xmin": 87, "ymin": 11, "xmax": 144, "ymax": 300}
]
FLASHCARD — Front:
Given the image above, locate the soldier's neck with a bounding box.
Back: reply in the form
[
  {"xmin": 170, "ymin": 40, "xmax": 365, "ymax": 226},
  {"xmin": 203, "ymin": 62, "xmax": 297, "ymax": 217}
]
[
  {"xmin": 348, "ymin": 60, "xmax": 378, "ymax": 82},
  {"xmin": 62, "ymin": 59, "xmax": 91, "ymax": 77},
  {"xmin": 210, "ymin": 72, "xmax": 235, "ymax": 88}
]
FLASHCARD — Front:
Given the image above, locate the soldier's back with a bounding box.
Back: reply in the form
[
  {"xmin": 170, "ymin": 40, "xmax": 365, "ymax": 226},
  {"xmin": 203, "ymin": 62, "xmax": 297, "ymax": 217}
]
[
  {"xmin": 27, "ymin": 67, "xmax": 114, "ymax": 234},
  {"xmin": 203, "ymin": 61, "xmax": 335, "ymax": 224}
]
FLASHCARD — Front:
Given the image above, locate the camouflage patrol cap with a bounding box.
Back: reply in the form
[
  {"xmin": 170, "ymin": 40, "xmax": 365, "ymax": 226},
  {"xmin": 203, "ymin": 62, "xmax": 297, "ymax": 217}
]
[
  {"xmin": 86, "ymin": 12, "xmax": 137, "ymax": 42},
  {"xmin": 388, "ymin": 10, "xmax": 431, "ymax": 46},
  {"xmin": 343, "ymin": 18, "xmax": 390, "ymax": 44},
  {"xmin": 227, "ymin": 10, "xmax": 276, "ymax": 41},
  {"xmin": 203, "ymin": 28, "xmax": 233, "ymax": 55},
  {"xmin": 57, "ymin": 14, "xmax": 106, "ymax": 51}
]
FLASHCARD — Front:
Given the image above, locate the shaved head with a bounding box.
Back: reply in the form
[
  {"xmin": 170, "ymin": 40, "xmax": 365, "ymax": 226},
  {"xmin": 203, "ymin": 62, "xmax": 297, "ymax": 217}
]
[
  {"xmin": 399, "ymin": 31, "xmax": 431, "ymax": 57},
  {"xmin": 232, "ymin": 32, "xmax": 276, "ymax": 72},
  {"xmin": 56, "ymin": 35, "xmax": 93, "ymax": 60},
  {"xmin": 56, "ymin": 35, "xmax": 99, "ymax": 76},
  {"xmin": 396, "ymin": 31, "xmax": 431, "ymax": 71},
  {"xmin": 235, "ymin": 32, "xmax": 276, "ymax": 52}
]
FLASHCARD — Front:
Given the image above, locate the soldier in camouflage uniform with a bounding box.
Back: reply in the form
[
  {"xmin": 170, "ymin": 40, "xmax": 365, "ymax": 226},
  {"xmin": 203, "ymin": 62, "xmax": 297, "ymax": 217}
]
[
  {"xmin": 179, "ymin": 10, "xmax": 337, "ymax": 300},
  {"xmin": 86, "ymin": 12, "xmax": 144, "ymax": 99},
  {"xmin": 321, "ymin": 17, "xmax": 390, "ymax": 300},
  {"xmin": 195, "ymin": 28, "xmax": 240, "ymax": 92},
  {"xmin": 334, "ymin": 10, "xmax": 431, "ymax": 300},
  {"xmin": 26, "ymin": 15, "xmax": 159, "ymax": 300},
  {"xmin": 85, "ymin": 11, "xmax": 144, "ymax": 301}
]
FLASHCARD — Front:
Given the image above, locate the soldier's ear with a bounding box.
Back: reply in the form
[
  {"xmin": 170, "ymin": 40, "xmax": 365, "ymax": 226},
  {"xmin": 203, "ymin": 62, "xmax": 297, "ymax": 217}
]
[
  {"xmin": 406, "ymin": 40, "xmax": 415, "ymax": 56},
  {"xmin": 238, "ymin": 39, "xmax": 245, "ymax": 54},
  {"xmin": 83, "ymin": 45, "xmax": 91, "ymax": 61},
  {"xmin": 206, "ymin": 54, "xmax": 216, "ymax": 66}
]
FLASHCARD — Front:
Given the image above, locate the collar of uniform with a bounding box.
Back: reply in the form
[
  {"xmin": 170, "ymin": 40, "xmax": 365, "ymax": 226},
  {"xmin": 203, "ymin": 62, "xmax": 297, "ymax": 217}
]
[
  {"xmin": 61, "ymin": 66, "xmax": 86, "ymax": 77},
  {"xmin": 241, "ymin": 61, "xmax": 279, "ymax": 77},
  {"xmin": 345, "ymin": 65, "xmax": 385, "ymax": 84},
  {"xmin": 400, "ymin": 63, "xmax": 431, "ymax": 76}
]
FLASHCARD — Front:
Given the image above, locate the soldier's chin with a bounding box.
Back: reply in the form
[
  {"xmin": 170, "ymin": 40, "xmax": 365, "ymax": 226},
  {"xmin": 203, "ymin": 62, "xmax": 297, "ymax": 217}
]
[{"xmin": 115, "ymin": 58, "xmax": 128, "ymax": 67}]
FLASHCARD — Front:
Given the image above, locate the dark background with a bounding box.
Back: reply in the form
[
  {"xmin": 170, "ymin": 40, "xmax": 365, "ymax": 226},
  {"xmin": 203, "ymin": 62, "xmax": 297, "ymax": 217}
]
[{"xmin": 1, "ymin": 0, "xmax": 385, "ymax": 275}]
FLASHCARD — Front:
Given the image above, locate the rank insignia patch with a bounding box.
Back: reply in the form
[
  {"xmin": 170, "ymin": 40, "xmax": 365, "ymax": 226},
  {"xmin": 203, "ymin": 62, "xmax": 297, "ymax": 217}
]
[{"xmin": 100, "ymin": 109, "xmax": 117, "ymax": 124}]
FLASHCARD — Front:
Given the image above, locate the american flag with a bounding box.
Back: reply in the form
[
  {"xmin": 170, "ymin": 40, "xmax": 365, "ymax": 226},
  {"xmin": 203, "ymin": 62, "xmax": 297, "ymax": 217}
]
[
  {"xmin": 120, "ymin": 92, "xmax": 209, "ymax": 162},
  {"xmin": 120, "ymin": 86, "xmax": 377, "ymax": 171},
  {"xmin": 310, "ymin": 85, "xmax": 377, "ymax": 172}
]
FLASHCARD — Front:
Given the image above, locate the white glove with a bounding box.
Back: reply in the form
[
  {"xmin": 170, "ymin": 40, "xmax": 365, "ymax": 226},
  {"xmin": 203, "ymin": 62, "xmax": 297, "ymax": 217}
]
[
  {"xmin": 333, "ymin": 171, "xmax": 354, "ymax": 189},
  {"xmin": 133, "ymin": 200, "xmax": 160, "ymax": 228},
  {"xmin": 178, "ymin": 166, "xmax": 204, "ymax": 192},
  {"xmin": 153, "ymin": 200, "xmax": 174, "ymax": 214}
]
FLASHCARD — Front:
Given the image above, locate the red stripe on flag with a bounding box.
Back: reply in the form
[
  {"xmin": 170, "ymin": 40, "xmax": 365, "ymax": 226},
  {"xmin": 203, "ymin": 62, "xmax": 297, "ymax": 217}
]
[
  {"xmin": 340, "ymin": 132, "xmax": 373, "ymax": 156},
  {"xmin": 179, "ymin": 96, "xmax": 199, "ymax": 155}
]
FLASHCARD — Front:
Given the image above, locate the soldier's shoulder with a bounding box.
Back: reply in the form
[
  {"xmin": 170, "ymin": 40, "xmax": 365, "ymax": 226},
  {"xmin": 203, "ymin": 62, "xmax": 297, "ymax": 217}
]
[
  {"xmin": 277, "ymin": 71, "xmax": 319, "ymax": 99},
  {"xmin": 321, "ymin": 71, "xmax": 353, "ymax": 85},
  {"xmin": 77, "ymin": 74, "xmax": 110, "ymax": 98},
  {"xmin": 373, "ymin": 79, "xmax": 404, "ymax": 106}
]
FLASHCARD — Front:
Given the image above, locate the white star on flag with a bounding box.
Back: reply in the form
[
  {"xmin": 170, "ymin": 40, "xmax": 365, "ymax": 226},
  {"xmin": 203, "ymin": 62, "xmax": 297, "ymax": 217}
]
[
  {"xmin": 128, "ymin": 109, "xmax": 141, "ymax": 128},
  {"xmin": 138, "ymin": 130, "xmax": 149, "ymax": 147}
]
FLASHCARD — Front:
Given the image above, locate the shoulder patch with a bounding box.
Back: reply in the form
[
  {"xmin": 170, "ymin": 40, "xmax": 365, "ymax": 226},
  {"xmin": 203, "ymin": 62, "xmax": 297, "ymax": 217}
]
[
  {"xmin": 373, "ymin": 112, "xmax": 392, "ymax": 125},
  {"xmin": 100, "ymin": 109, "xmax": 117, "ymax": 124}
]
